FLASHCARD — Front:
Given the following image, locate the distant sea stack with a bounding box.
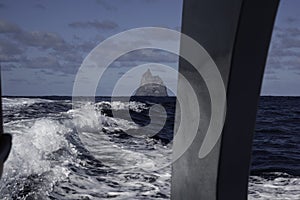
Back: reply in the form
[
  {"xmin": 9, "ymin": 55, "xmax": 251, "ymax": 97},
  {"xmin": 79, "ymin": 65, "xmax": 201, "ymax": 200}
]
[{"xmin": 135, "ymin": 69, "xmax": 168, "ymax": 96}]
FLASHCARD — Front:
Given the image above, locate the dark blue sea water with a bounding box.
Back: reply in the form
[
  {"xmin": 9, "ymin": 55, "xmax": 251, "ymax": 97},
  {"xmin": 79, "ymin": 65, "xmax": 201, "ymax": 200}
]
[
  {"xmin": 249, "ymin": 96, "xmax": 300, "ymax": 199},
  {"xmin": 0, "ymin": 96, "xmax": 299, "ymax": 199}
]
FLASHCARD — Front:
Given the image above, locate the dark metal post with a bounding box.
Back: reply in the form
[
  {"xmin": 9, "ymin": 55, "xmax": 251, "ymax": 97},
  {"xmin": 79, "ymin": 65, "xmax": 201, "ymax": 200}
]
[
  {"xmin": 0, "ymin": 64, "xmax": 12, "ymax": 178},
  {"xmin": 171, "ymin": 0, "xmax": 279, "ymax": 199}
]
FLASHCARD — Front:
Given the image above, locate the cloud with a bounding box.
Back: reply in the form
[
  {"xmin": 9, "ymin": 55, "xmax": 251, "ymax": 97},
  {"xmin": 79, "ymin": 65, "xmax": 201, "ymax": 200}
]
[
  {"xmin": 264, "ymin": 75, "xmax": 279, "ymax": 80},
  {"xmin": 71, "ymin": 34, "xmax": 104, "ymax": 52},
  {"xmin": 286, "ymin": 17, "xmax": 298, "ymax": 24},
  {"xmin": 266, "ymin": 26, "xmax": 300, "ymax": 73},
  {"xmin": 13, "ymin": 31, "xmax": 71, "ymax": 51},
  {"xmin": 8, "ymin": 78, "xmax": 29, "ymax": 84},
  {"xmin": 50, "ymin": 49, "xmax": 83, "ymax": 68},
  {"xmin": 34, "ymin": 3, "xmax": 46, "ymax": 10},
  {"xmin": 0, "ymin": 19, "xmax": 21, "ymax": 33},
  {"xmin": 117, "ymin": 49, "xmax": 178, "ymax": 63},
  {"xmin": 1, "ymin": 63, "xmax": 17, "ymax": 71},
  {"xmin": 279, "ymin": 37, "xmax": 300, "ymax": 49},
  {"xmin": 69, "ymin": 20, "xmax": 118, "ymax": 30},
  {"xmin": 0, "ymin": 20, "xmax": 80, "ymax": 75},
  {"xmin": 0, "ymin": 19, "xmax": 71, "ymax": 52},
  {"xmin": 0, "ymin": 39, "xmax": 23, "ymax": 62},
  {"xmin": 22, "ymin": 56, "xmax": 61, "ymax": 69},
  {"xmin": 77, "ymin": 41, "xmax": 98, "ymax": 52},
  {"xmin": 100, "ymin": 49, "xmax": 179, "ymax": 69},
  {"xmin": 263, "ymin": 68, "xmax": 280, "ymax": 80},
  {"xmin": 0, "ymin": 3, "xmax": 5, "ymax": 9},
  {"xmin": 1, "ymin": 19, "xmax": 180, "ymax": 77},
  {"xmin": 39, "ymin": 69, "xmax": 55, "ymax": 76},
  {"xmin": 286, "ymin": 27, "xmax": 300, "ymax": 38},
  {"xmin": 1, "ymin": 19, "xmax": 179, "ymax": 78},
  {"xmin": 21, "ymin": 54, "xmax": 81, "ymax": 75},
  {"xmin": 95, "ymin": 0, "xmax": 116, "ymax": 11},
  {"xmin": 142, "ymin": 0, "xmax": 160, "ymax": 3}
]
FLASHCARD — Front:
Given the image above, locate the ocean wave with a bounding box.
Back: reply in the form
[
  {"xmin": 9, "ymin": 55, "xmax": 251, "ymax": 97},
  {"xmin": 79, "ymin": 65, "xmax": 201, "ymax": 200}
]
[
  {"xmin": 95, "ymin": 101, "xmax": 148, "ymax": 112},
  {"xmin": 249, "ymin": 172, "xmax": 300, "ymax": 200},
  {"xmin": 67, "ymin": 102, "xmax": 138, "ymax": 133},
  {"xmin": 2, "ymin": 98, "xmax": 53, "ymax": 110},
  {"xmin": 0, "ymin": 97, "xmax": 298, "ymax": 199},
  {"xmin": 0, "ymin": 118, "xmax": 72, "ymax": 199},
  {"xmin": 1, "ymin": 98, "xmax": 171, "ymax": 199}
]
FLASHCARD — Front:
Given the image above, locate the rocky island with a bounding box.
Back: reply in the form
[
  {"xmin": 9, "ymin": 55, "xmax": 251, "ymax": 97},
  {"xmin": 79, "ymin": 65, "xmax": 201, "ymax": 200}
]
[{"xmin": 135, "ymin": 69, "xmax": 168, "ymax": 96}]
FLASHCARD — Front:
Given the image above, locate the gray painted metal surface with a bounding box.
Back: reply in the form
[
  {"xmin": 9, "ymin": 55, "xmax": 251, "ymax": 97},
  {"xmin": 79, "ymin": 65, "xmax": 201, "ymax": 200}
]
[{"xmin": 171, "ymin": 0, "xmax": 279, "ymax": 199}]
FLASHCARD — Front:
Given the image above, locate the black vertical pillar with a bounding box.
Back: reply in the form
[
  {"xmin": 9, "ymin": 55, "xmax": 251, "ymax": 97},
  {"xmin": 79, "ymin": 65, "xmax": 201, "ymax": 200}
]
[
  {"xmin": 171, "ymin": 0, "xmax": 279, "ymax": 199},
  {"xmin": 217, "ymin": 1, "xmax": 279, "ymax": 199},
  {"xmin": 0, "ymin": 66, "xmax": 12, "ymax": 178}
]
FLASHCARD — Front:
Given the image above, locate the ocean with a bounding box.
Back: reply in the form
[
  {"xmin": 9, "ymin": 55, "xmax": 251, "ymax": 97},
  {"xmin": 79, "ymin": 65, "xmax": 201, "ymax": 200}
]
[{"xmin": 0, "ymin": 96, "xmax": 299, "ymax": 199}]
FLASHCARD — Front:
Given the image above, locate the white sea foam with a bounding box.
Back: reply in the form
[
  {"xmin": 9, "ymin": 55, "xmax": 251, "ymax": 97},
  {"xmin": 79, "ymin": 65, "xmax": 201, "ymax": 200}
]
[
  {"xmin": 4, "ymin": 119, "xmax": 68, "ymax": 174},
  {"xmin": 0, "ymin": 117, "xmax": 72, "ymax": 199},
  {"xmin": 68, "ymin": 102, "xmax": 138, "ymax": 133},
  {"xmin": 248, "ymin": 173, "xmax": 300, "ymax": 200},
  {"xmin": 1, "ymin": 98, "xmax": 298, "ymax": 199},
  {"xmin": 2, "ymin": 98, "xmax": 52, "ymax": 110},
  {"xmin": 95, "ymin": 101, "xmax": 147, "ymax": 112}
]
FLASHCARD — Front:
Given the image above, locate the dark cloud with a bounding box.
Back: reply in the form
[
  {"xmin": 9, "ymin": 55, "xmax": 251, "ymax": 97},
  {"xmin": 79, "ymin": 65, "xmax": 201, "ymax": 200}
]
[
  {"xmin": 8, "ymin": 78, "xmax": 29, "ymax": 84},
  {"xmin": 1, "ymin": 63, "xmax": 17, "ymax": 71},
  {"xmin": 21, "ymin": 55, "xmax": 80, "ymax": 75},
  {"xmin": 1, "ymin": 19, "xmax": 178, "ymax": 78},
  {"xmin": 286, "ymin": 17, "xmax": 298, "ymax": 23},
  {"xmin": 111, "ymin": 60, "xmax": 143, "ymax": 68},
  {"xmin": 1, "ymin": 51, "xmax": 79, "ymax": 76},
  {"xmin": 126, "ymin": 0, "xmax": 161, "ymax": 4},
  {"xmin": 50, "ymin": 49, "xmax": 83, "ymax": 68},
  {"xmin": 103, "ymin": 49, "xmax": 179, "ymax": 69},
  {"xmin": 285, "ymin": 27, "xmax": 300, "ymax": 38},
  {"xmin": 55, "ymin": 62, "xmax": 79, "ymax": 75},
  {"xmin": 266, "ymin": 25, "xmax": 300, "ymax": 73},
  {"xmin": 264, "ymin": 74, "xmax": 279, "ymax": 80},
  {"xmin": 34, "ymin": 3, "xmax": 46, "ymax": 10},
  {"xmin": 40, "ymin": 69, "xmax": 55, "ymax": 75},
  {"xmin": 263, "ymin": 68, "xmax": 280, "ymax": 80},
  {"xmin": 95, "ymin": 0, "xmax": 116, "ymax": 11},
  {"xmin": 23, "ymin": 56, "xmax": 61, "ymax": 69},
  {"xmin": 0, "ymin": 39, "xmax": 23, "ymax": 62},
  {"xmin": 280, "ymin": 37, "xmax": 300, "ymax": 49},
  {"xmin": 0, "ymin": 3, "xmax": 5, "ymax": 8},
  {"xmin": 0, "ymin": 19, "xmax": 21, "ymax": 33},
  {"xmin": 71, "ymin": 34, "xmax": 104, "ymax": 52},
  {"xmin": 0, "ymin": 20, "xmax": 71, "ymax": 52},
  {"xmin": 1, "ymin": 19, "xmax": 178, "ymax": 76},
  {"xmin": 117, "ymin": 49, "xmax": 178, "ymax": 63},
  {"xmin": 0, "ymin": 20, "xmax": 84, "ymax": 75},
  {"xmin": 280, "ymin": 59, "xmax": 300, "ymax": 71},
  {"xmin": 69, "ymin": 20, "xmax": 118, "ymax": 30},
  {"xmin": 143, "ymin": 0, "xmax": 160, "ymax": 3},
  {"xmin": 77, "ymin": 41, "xmax": 98, "ymax": 52},
  {"xmin": 13, "ymin": 31, "xmax": 71, "ymax": 51},
  {"xmin": 264, "ymin": 68, "xmax": 276, "ymax": 75}
]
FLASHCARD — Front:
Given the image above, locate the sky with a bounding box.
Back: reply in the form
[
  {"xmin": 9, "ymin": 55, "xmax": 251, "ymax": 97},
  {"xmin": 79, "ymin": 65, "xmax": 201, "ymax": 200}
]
[{"xmin": 0, "ymin": 0, "xmax": 299, "ymax": 96}]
